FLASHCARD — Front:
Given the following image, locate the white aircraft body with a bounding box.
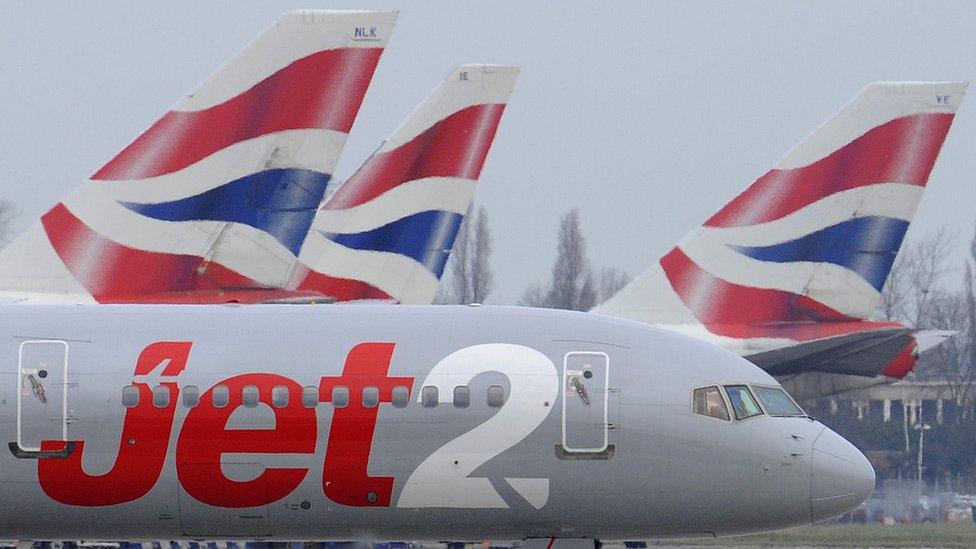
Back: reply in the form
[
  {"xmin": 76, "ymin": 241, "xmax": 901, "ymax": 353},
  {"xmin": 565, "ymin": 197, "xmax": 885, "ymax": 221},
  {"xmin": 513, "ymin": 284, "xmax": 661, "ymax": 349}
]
[{"xmin": 0, "ymin": 305, "xmax": 874, "ymax": 542}]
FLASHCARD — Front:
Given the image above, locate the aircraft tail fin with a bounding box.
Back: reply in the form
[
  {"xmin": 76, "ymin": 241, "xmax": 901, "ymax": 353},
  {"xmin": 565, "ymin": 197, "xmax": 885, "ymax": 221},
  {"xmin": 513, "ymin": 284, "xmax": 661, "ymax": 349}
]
[
  {"xmin": 0, "ymin": 10, "xmax": 396, "ymax": 303},
  {"xmin": 295, "ymin": 64, "xmax": 519, "ymax": 303},
  {"xmin": 595, "ymin": 82, "xmax": 968, "ymax": 334}
]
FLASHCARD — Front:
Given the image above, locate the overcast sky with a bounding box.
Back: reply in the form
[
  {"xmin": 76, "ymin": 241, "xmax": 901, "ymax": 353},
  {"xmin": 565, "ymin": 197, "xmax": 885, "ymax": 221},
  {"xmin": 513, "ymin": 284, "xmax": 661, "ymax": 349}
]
[{"xmin": 1, "ymin": 1, "xmax": 974, "ymax": 303}]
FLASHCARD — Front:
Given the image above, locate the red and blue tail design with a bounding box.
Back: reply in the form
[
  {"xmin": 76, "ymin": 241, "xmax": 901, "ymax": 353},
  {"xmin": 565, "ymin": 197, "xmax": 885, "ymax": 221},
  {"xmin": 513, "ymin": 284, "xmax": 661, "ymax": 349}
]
[
  {"xmin": 596, "ymin": 82, "xmax": 967, "ymax": 352},
  {"xmin": 292, "ymin": 65, "xmax": 519, "ymax": 303},
  {"xmin": 0, "ymin": 11, "xmax": 397, "ymax": 303}
]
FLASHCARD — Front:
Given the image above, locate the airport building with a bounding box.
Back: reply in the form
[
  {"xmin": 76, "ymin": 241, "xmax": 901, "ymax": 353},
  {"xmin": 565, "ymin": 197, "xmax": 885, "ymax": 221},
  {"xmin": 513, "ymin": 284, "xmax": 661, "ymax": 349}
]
[{"xmin": 811, "ymin": 381, "xmax": 975, "ymax": 426}]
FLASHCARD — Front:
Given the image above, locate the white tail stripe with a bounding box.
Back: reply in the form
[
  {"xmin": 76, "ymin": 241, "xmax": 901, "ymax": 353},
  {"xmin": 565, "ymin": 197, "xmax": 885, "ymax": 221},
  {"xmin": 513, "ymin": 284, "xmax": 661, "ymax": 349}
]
[
  {"xmin": 312, "ymin": 177, "xmax": 476, "ymax": 234},
  {"xmin": 592, "ymin": 262, "xmax": 701, "ymax": 325},
  {"xmin": 176, "ymin": 11, "xmax": 397, "ymax": 112},
  {"xmin": 378, "ymin": 65, "xmax": 519, "ymax": 152},
  {"xmin": 95, "ymin": 130, "xmax": 345, "ymax": 202},
  {"xmin": 699, "ymin": 183, "xmax": 923, "ymax": 247},
  {"xmin": 59, "ymin": 199, "xmax": 296, "ymax": 286},
  {"xmin": 201, "ymin": 223, "xmax": 298, "ymax": 286},
  {"xmin": 0, "ymin": 291, "xmax": 96, "ymax": 304},
  {"xmin": 776, "ymin": 81, "xmax": 967, "ymax": 170},
  {"xmin": 680, "ymin": 233, "xmax": 880, "ymax": 318},
  {"xmin": 591, "ymin": 266, "xmax": 812, "ymax": 352},
  {"xmin": 0, "ymin": 225, "xmax": 94, "ymax": 300},
  {"xmin": 591, "ymin": 264, "xmax": 803, "ymax": 351},
  {"xmin": 299, "ymin": 233, "xmax": 439, "ymax": 304}
]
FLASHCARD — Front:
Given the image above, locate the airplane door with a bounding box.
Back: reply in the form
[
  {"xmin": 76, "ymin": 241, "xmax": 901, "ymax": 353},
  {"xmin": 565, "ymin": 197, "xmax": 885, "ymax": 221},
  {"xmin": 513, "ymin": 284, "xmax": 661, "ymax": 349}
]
[
  {"xmin": 178, "ymin": 463, "xmax": 271, "ymax": 537},
  {"xmin": 16, "ymin": 340, "xmax": 69, "ymax": 453},
  {"xmin": 561, "ymin": 352, "xmax": 609, "ymax": 453}
]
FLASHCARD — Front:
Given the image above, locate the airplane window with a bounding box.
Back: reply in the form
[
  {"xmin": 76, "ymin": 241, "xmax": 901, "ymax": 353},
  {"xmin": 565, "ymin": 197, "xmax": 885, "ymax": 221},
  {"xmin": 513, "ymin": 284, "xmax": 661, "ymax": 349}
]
[
  {"xmin": 242, "ymin": 386, "xmax": 259, "ymax": 408},
  {"xmin": 753, "ymin": 385, "xmax": 805, "ymax": 416},
  {"xmin": 332, "ymin": 386, "xmax": 349, "ymax": 408},
  {"xmin": 272, "ymin": 385, "xmax": 289, "ymax": 408},
  {"xmin": 392, "ymin": 385, "xmax": 410, "ymax": 408},
  {"xmin": 122, "ymin": 385, "xmax": 139, "ymax": 408},
  {"xmin": 422, "ymin": 386, "xmax": 438, "ymax": 408},
  {"xmin": 152, "ymin": 385, "xmax": 170, "ymax": 408},
  {"xmin": 183, "ymin": 385, "xmax": 200, "ymax": 408},
  {"xmin": 454, "ymin": 386, "xmax": 470, "ymax": 408},
  {"xmin": 212, "ymin": 385, "xmax": 229, "ymax": 408},
  {"xmin": 362, "ymin": 387, "xmax": 379, "ymax": 408},
  {"xmin": 693, "ymin": 386, "xmax": 729, "ymax": 421},
  {"xmin": 724, "ymin": 385, "xmax": 764, "ymax": 420},
  {"xmin": 302, "ymin": 386, "xmax": 318, "ymax": 408},
  {"xmin": 487, "ymin": 385, "xmax": 505, "ymax": 408}
]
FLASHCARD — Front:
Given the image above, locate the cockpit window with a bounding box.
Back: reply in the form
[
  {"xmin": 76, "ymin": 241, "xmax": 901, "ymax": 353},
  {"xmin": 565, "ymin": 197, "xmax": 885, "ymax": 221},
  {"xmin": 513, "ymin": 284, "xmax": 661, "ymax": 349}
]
[
  {"xmin": 724, "ymin": 385, "xmax": 763, "ymax": 420},
  {"xmin": 693, "ymin": 386, "xmax": 730, "ymax": 421},
  {"xmin": 753, "ymin": 385, "xmax": 805, "ymax": 416}
]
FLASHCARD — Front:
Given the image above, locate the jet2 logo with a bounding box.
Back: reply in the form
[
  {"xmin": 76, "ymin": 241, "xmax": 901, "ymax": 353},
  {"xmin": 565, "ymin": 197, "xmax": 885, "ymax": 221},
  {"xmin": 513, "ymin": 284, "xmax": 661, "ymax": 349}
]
[{"xmin": 30, "ymin": 341, "xmax": 559, "ymax": 510}]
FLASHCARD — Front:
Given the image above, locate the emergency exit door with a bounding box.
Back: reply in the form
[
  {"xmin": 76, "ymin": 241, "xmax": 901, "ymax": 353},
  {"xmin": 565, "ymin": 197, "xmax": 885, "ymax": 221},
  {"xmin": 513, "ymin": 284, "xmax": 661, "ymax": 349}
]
[
  {"xmin": 17, "ymin": 340, "xmax": 69, "ymax": 452},
  {"xmin": 561, "ymin": 352, "xmax": 609, "ymax": 453}
]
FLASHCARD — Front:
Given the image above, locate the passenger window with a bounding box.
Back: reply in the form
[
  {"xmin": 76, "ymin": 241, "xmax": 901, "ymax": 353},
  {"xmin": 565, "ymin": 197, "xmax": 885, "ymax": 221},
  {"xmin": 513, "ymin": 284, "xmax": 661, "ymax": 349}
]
[
  {"xmin": 362, "ymin": 387, "xmax": 379, "ymax": 408},
  {"xmin": 725, "ymin": 385, "xmax": 764, "ymax": 420},
  {"xmin": 693, "ymin": 386, "xmax": 729, "ymax": 421},
  {"xmin": 392, "ymin": 385, "xmax": 410, "ymax": 409},
  {"xmin": 152, "ymin": 385, "xmax": 170, "ymax": 408},
  {"xmin": 272, "ymin": 385, "xmax": 289, "ymax": 408},
  {"xmin": 242, "ymin": 386, "xmax": 259, "ymax": 408},
  {"xmin": 332, "ymin": 386, "xmax": 349, "ymax": 408},
  {"xmin": 422, "ymin": 386, "xmax": 438, "ymax": 408},
  {"xmin": 212, "ymin": 385, "xmax": 229, "ymax": 408},
  {"xmin": 183, "ymin": 385, "xmax": 200, "ymax": 408},
  {"xmin": 454, "ymin": 386, "xmax": 470, "ymax": 408},
  {"xmin": 122, "ymin": 385, "xmax": 139, "ymax": 408},
  {"xmin": 753, "ymin": 385, "xmax": 805, "ymax": 416},
  {"xmin": 302, "ymin": 386, "xmax": 318, "ymax": 408},
  {"xmin": 487, "ymin": 385, "xmax": 505, "ymax": 408}
]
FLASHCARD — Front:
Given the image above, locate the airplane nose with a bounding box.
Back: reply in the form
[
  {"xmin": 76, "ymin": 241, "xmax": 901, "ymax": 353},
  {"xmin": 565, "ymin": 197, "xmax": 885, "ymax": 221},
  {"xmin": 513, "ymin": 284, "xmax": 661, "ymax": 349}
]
[{"xmin": 810, "ymin": 427, "xmax": 875, "ymax": 523}]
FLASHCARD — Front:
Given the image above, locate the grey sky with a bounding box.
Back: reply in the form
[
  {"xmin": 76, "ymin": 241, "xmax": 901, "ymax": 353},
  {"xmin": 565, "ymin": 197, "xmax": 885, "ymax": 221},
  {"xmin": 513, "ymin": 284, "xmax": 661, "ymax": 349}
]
[{"xmin": 1, "ymin": 1, "xmax": 974, "ymax": 303}]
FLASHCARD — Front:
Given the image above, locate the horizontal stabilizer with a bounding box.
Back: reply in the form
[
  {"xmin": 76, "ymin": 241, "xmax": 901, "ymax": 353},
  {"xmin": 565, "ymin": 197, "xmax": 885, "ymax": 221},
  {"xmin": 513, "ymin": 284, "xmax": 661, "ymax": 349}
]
[
  {"xmin": 746, "ymin": 326, "xmax": 912, "ymax": 377},
  {"xmin": 915, "ymin": 329, "xmax": 955, "ymax": 354}
]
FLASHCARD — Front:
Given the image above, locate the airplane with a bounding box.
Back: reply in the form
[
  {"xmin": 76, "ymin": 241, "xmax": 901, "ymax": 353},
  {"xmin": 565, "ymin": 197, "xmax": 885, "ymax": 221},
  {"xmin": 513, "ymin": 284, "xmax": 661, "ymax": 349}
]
[
  {"xmin": 290, "ymin": 64, "xmax": 519, "ymax": 304},
  {"xmin": 594, "ymin": 81, "xmax": 968, "ymax": 400},
  {"xmin": 0, "ymin": 13, "xmax": 515, "ymax": 309},
  {"xmin": 0, "ymin": 10, "xmax": 399, "ymax": 304},
  {"xmin": 0, "ymin": 303, "xmax": 874, "ymax": 542}
]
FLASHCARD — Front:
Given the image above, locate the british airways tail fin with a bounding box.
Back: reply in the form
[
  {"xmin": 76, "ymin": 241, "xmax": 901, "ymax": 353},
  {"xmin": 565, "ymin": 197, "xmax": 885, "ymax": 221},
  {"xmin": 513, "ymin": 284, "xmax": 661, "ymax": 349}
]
[
  {"xmin": 595, "ymin": 82, "xmax": 967, "ymax": 334},
  {"xmin": 293, "ymin": 64, "xmax": 519, "ymax": 304},
  {"xmin": 0, "ymin": 10, "xmax": 396, "ymax": 303}
]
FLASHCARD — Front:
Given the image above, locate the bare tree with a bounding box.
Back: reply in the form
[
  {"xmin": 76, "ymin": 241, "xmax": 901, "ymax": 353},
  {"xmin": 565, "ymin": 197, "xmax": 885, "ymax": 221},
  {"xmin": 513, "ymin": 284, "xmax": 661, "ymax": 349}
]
[
  {"xmin": 877, "ymin": 229, "xmax": 954, "ymax": 326},
  {"xmin": 518, "ymin": 209, "xmax": 598, "ymax": 311},
  {"xmin": 443, "ymin": 207, "xmax": 472, "ymax": 304},
  {"xmin": 902, "ymin": 224, "xmax": 976, "ymax": 420},
  {"xmin": 921, "ymin": 290, "xmax": 975, "ymax": 414},
  {"xmin": 951, "ymin": 226, "xmax": 976, "ymax": 416},
  {"xmin": 518, "ymin": 281, "xmax": 547, "ymax": 307},
  {"xmin": 596, "ymin": 266, "xmax": 631, "ymax": 304},
  {"xmin": 468, "ymin": 206, "xmax": 493, "ymax": 303},
  {"xmin": 544, "ymin": 209, "xmax": 596, "ymax": 311},
  {"xmin": 436, "ymin": 206, "xmax": 494, "ymax": 304},
  {"xmin": 0, "ymin": 198, "xmax": 19, "ymax": 246}
]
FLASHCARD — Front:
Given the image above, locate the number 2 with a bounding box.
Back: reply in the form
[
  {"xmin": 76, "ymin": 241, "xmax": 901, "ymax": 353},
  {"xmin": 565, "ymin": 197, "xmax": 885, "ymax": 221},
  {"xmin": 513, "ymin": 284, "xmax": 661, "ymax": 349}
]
[{"xmin": 397, "ymin": 344, "xmax": 558, "ymax": 508}]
